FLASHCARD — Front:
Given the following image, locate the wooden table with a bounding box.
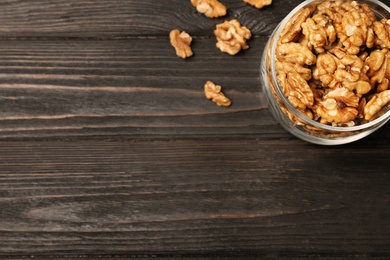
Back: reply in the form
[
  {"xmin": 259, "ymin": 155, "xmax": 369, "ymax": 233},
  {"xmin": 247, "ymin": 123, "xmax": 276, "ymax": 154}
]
[{"xmin": 1, "ymin": 0, "xmax": 389, "ymax": 258}]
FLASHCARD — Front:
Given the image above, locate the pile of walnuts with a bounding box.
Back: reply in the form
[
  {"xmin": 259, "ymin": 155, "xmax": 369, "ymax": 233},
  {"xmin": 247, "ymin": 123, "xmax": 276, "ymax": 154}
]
[
  {"xmin": 275, "ymin": 0, "xmax": 390, "ymax": 126},
  {"xmin": 169, "ymin": 0, "xmax": 272, "ymax": 107}
]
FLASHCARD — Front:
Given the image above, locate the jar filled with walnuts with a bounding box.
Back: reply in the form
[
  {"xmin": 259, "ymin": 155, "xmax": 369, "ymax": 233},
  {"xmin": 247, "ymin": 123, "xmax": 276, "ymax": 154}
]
[{"xmin": 260, "ymin": 0, "xmax": 390, "ymax": 145}]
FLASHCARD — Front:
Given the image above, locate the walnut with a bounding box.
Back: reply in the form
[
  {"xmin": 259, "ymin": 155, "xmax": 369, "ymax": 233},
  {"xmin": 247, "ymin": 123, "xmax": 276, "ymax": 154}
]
[
  {"xmin": 342, "ymin": 80, "xmax": 371, "ymax": 95},
  {"xmin": 334, "ymin": 1, "xmax": 376, "ymax": 54},
  {"xmin": 325, "ymin": 87, "xmax": 360, "ymax": 108},
  {"xmin": 243, "ymin": 0, "xmax": 272, "ymax": 9},
  {"xmin": 313, "ymin": 53, "xmax": 341, "ymax": 88},
  {"xmin": 366, "ymin": 49, "xmax": 387, "ymax": 72},
  {"xmin": 313, "ymin": 49, "xmax": 371, "ymax": 93},
  {"xmin": 335, "ymin": 54, "xmax": 365, "ymax": 84},
  {"xmin": 301, "ymin": 14, "xmax": 336, "ymax": 53},
  {"xmin": 315, "ymin": 103, "xmax": 358, "ymax": 125},
  {"xmin": 214, "ymin": 19, "xmax": 252, "ymax": 55},
  {"xmin": 366, "ymin": 49, "xmax": 390, "ymax": 90},
  {"xmin": 191, "ymin": 0, "xmax": 227, "ymax": 18},
  {"xmin": 278, "ymin": 70, "xmax": 314, "ymax": 110},
  {"xmin": 276, "ymin": 42, "xmax": 317, "ymax": 66},
  {"xmin": 317, "ymin": 0, "xmax": 345, "ymax": 24},
  {"xmin": 169, "ymin": 29, "xmax": 193, "ymax": 59},
  {"xmin": 364, "ymin": 90, "xmax": 390, "ymax": 120},
  {"xmin": 315, "ymin": 87, "xmax": 360, "ymax": 124},
  {"xmin": 276, "ymin": 61, "xmax": 312, "ymax": 81},
  {"xmin": 357, "ymin": 97, "xmax": 367, "ymax": 118},
  {"xmin": 373, "ymin": 19, "xmax": 390, "ymax": 48},
  {"xmin": 377, "ymin": 78, "xmax": 389, "ymax": 93},
  {"xmin": 279, "ymin": 6, "xmax": 315, "ymax": 44},
  {"xmin": 204, "ymin": 81, "xmax": 232, "ymax": 107}
]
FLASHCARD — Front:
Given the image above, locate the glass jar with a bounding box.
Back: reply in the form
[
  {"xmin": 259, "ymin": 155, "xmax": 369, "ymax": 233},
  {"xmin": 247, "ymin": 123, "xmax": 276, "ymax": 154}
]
[{"xmin": 260, "ymin": 0, "xmax": 390, "ymax": 145}]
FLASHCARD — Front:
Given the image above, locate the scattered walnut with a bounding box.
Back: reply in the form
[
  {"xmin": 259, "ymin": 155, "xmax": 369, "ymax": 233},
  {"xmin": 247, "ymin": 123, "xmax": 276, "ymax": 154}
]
[
  {"xmin": 243, "ymin": 0, "xmax": 272, "ymax": 9},
  {"xmin": 191, "ymin": 0, "xmax": 227, "ymax": 18},
  {"xmin": 204, "ymin": 81, "xmax": 232, "ymax": 107},
  {"xmin": 169, "ymin": 29, "xmax": 193, "ymax": 59},
  {"xmin": 214, "ymin": 19, "xmax": 252, "ymax": 55}
]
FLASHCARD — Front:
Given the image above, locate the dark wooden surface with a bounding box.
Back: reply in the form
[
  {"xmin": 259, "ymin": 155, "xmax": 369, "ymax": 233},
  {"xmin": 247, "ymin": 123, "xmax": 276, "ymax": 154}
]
[{"xmin": 0, "ymin": 0, "xmax": 390, "ymax": 258}]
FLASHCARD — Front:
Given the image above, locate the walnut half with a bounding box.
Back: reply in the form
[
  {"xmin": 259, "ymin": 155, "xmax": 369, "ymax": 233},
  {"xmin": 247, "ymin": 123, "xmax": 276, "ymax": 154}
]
[
  {"xmin": 204, "ymin": 81, "xmax": 232, "ymax": 107},
  {"xmin": 169, "ymin": 29, "xmax": 193, "ymax": 59},
  {"xmin": 243, "ymin": 0, "xmax": 272, "ymax": 9},
  {"xmin": 364, "ymin": 90, "xmax": 390, "ymax": 120},
  {"xmin": 191, "ymin": 0, "xmax": 227, "ymax": 18},
  {"xmin": 214, "ymin": 19, "xmax": 252, "ymax": 55}
]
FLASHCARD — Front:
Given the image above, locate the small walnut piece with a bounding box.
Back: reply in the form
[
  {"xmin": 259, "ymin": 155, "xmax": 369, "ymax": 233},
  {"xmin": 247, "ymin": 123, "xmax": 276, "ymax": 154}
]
[
  {"xmin": 243, "ymin": 0, "xmax": 272, "ymax": 9},
  {"xmin": 191, "ymin": 0, "xmax": 227, "ymax": 18},
  {"xmin": 214, "ymin": 19, "xmax": 252, "ymax": 55},
  {"xmin": 204, "ymin": 81, "xmax": 232, "ymax": 107},
  {"xmin": 169, "ymin": 29, "xmax": 193, "ymax": 59}
]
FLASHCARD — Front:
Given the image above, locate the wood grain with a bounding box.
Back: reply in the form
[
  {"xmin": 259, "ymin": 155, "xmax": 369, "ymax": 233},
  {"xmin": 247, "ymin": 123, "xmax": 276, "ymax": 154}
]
[
  {"xmin": 0, "ymin": 138, "xmax": 389, "ymax": 257},
  {"xmin": 0, "ymin": 0, "xmax": 300, "ymax": 38},
  {"xmin": 0, "ymin": 36, "xmax": 273, "ymax": 139},
  {"xmin": 0, "ymin": 0, "xmax": 390, "ymax": 258}
]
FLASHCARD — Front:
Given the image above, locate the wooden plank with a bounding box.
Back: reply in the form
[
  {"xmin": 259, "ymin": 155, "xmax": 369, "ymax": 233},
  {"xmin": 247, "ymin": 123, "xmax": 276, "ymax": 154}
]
[
  {"xmin": 0, "ymin": 37, "xmax": 276, "ymax": 139},
  {"xmin": 0, "ymin": 0, "xmax": 390, "ymax": 257},
  {"xmin": 0, "ymin": 0, "xmax": 304, "ymax": 38},
  {"xmin": 0, "ymin": 138, "xmax": 389, "ymax": 257}
]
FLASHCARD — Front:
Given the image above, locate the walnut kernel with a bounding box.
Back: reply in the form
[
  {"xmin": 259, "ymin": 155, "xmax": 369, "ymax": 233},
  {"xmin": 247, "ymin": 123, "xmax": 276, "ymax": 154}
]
[
  {"xmin": 191, "ymin": 0, "xmax": 227, "ymax": 18},
  {"xmin": 334, "ymin": 1, "xmax": 376, "ymax": 54},
  {"xmin": 214, "ymin": 19, "xmax": 252, "ymax": 55},
  {"xmin": 169, "ymin": 29, "xmax": 193, "ymax": 59},
  {"xmin": 243, "ymin": 0, "xmax": 272, "ymax": 9},
  {"xmin": 204, "ymin": 81, "xmax": 232, "ymax": 107},
  {"xmin": 279, "ymin": 6, "xmax": 315, "ymax": 44},
  {"xmin": 373, "ymin": 19, "xmax": 390, "ymax": 48},
  {"xmin": 364, "ymin": 90, "xmax": 390, "ymax": 120}
]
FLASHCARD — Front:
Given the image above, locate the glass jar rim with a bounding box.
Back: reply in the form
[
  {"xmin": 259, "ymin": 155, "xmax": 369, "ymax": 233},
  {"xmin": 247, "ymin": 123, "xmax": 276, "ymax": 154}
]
[{"xmin": 269, "ymin": 0, "xmax": 390, "ymax": 132}]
